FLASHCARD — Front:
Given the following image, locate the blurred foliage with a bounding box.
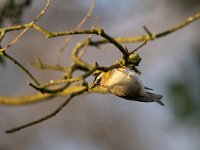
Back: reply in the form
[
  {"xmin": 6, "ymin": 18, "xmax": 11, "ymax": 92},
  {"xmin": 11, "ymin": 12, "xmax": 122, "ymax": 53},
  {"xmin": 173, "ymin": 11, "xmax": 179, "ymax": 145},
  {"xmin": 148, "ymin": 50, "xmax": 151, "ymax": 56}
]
[
  {"xmin": 0, "ymin": 0, "xmax": 33, "ymax": 65},
  {"xmin": 168, "ymin": 46, "xmax": 200, "ymax": 126},
  {"xmin": 167, "ymin": 0, "xmax": 200, "ymax": 12},
  {"xmin": 0, "ymin": 0, "xmax": 33, "ymax": 27}
]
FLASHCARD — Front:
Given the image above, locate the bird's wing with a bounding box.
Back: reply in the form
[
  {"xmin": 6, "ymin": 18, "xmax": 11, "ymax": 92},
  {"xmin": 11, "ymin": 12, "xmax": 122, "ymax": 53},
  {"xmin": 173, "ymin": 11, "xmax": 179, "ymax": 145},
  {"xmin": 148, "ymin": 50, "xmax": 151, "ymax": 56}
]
[{"xmin": 109, "ymin": 84, "xmax": 127, "ymax": 97}]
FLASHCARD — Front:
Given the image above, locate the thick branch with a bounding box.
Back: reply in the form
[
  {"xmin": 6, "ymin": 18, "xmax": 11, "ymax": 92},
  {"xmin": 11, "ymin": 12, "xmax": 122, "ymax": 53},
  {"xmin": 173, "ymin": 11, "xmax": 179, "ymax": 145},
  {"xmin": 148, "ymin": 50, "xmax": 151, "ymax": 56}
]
[
  {"xmin": 1, "ymin": 12, "xmax": 200, "ymax": 53},
  {"xmin": 5, "ymin": 84, "xmax": 106, "ymax": 133},
  {"xmin": 0, "ymin": 85, "xmax": 106, "ymax": 106}
]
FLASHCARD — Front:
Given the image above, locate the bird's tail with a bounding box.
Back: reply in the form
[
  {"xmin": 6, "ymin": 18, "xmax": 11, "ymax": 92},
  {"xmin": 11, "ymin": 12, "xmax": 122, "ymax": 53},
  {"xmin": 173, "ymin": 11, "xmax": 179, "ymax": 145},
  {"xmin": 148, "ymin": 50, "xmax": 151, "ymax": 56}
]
[
  {"xmin": 118, "ymin": 91, "xmax": 164, "ymax": 106},
  {"xmin": 146, "ymin": 92, "xmax": 164, "ymax": 106}
]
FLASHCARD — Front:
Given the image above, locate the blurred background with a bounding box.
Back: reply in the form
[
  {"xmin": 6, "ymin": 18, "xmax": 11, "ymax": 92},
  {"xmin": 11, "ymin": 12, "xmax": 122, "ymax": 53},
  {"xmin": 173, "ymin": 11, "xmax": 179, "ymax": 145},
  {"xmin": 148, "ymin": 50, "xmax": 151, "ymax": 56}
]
[{"xmin": 0, "ymin": 0, "xmax": 200, "ymax": 150}]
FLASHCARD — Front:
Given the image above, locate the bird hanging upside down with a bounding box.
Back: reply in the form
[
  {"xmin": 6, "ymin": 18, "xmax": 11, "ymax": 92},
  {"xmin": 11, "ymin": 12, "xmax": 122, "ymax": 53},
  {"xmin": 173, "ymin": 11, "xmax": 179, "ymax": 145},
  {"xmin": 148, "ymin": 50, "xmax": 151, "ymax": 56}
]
[{"xmin": 92, "ymin": 67, "xmax": 164, "ymax": 106}]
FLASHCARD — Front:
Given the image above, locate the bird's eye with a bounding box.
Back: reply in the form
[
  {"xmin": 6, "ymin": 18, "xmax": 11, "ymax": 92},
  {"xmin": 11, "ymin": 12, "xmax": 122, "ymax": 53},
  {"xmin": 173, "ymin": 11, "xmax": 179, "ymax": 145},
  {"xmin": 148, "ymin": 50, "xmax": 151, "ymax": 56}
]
[
  {"xmin": 96, "ymin": 78, "xmax": 101, "ymax": 84},
  {"xmin": 91, "ymin": 77, "xmax": 101, "ymax": 89},
  {"xmin": 93, "ymin": 76, "xmax": 101, "ymax": 85}
]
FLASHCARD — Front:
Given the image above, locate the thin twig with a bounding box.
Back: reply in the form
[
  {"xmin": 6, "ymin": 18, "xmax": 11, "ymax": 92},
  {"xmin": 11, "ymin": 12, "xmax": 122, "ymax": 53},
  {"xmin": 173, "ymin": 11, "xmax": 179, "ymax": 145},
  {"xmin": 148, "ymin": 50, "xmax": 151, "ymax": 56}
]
[
  {"xmin": 5, "ymin": 87, "xmax": 87, "ymax": 134},
  {"xmin": 77, "ymin": 38, "xmax": 91, "ymax": 58},
  {"xmin": 0, "ymin": 11, "xmax": 200, "ymax": 47},
  {"xmin": 3, "ymin": 52, "xmax": 40, "ymax": 85},
  {"xmin": 0, "ymin": 0, "xmax": 51, "ymax": 52},
  {"xmin": 34, "ymin": 0, "xmax": 51, "ymax": 22},
  {"xmin": 0, "ymin": 30, "xmax": 5, "ymax": 42},
  {"xmin": 0, "ymin": 8, "xmax": 199, "ymax": 133},
  {"xmin": 86, "ymin": 12, "xmax": 200, "ymax": 45},
  {"xmin": 30, "ymin": 58, "xmax": 67, "ymax": 72},
  {"xmin": 56, "ymin": 0, "xmax": 95, "ymax": 64},
  {"xmin": 28, "ymin": 62, "xmax": 122, "ymax": 93},
  {"xmin": 143, "ymin": 26, "xmax": 153, "ymax": 36},
  {"xmin": 155, "ymin": 12, "xmax": 200, "ymax": 38},
  {"xmin": 29, "ymin": 82, "xmax": 71, "ymax": 94},
  {"xmin": 130, "ymin": 41, "xmax": 147, "ymax": 54},
  {"xmin": 71, "ymin": 40, "xmax": 91, "ymax": 69},
  {"xmin": 0, "ymin": 24, "xmax": 33, "ymax": 52},
  {"xmin": 70, "ymin": 19, "xmax": 99, "ymax": 69},
  {"xmin": 46, "ymin": 28, "xmax": 129, "ymax": 56}
]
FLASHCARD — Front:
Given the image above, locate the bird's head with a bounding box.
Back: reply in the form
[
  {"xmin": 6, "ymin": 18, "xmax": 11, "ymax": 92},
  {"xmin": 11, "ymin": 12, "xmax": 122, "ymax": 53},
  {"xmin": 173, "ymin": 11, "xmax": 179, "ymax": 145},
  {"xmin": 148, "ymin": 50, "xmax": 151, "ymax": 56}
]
[{"xmin": 91, "ymin": 70, "xmax": 112, "ymax": 89}]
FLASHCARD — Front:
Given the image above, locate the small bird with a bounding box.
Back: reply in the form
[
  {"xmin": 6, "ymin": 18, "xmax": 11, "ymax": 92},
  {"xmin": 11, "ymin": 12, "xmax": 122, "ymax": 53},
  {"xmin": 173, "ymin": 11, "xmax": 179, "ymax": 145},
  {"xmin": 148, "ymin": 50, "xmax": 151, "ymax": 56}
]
[{"xmin": 92, "ymin": 67, "xmax": 164, "ymax": 106}]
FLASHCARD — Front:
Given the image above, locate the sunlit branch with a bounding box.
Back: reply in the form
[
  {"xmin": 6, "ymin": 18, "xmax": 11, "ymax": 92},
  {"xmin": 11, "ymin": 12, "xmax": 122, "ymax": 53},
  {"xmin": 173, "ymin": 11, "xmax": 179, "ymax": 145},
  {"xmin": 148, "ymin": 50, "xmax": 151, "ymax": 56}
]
[
  {"xmin": 0, "ymin": 0, "xmax": 51, "ymax": 52},
  {"xmin": 56, "ymin": 0, "xmax": 95, "ymax": 64}
]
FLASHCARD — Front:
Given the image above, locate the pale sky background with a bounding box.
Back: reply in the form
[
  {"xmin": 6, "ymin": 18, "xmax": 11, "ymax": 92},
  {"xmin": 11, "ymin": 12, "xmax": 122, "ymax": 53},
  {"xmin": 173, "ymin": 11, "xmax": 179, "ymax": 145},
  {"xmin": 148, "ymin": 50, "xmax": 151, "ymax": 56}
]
[{"xmin": 0, "ymin": 0, "xmax": 200, "ymax": 150}]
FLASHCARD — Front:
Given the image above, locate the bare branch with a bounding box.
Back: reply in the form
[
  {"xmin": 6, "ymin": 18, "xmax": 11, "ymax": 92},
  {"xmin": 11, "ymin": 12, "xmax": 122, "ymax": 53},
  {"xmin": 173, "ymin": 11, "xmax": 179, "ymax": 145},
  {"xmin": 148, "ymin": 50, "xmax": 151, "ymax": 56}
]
[
  {"xmin": 5, "ymin": 88, "xmax": 83, "ymax": 134},
  {"xmin": 0, "ymin": 85, "xmax": 106, "ymax": 106},
  {"xmin": 0, "ymin": 2, "xmax": 199, "ymax": 134},
  {"xmin": 0, "ymin": 0, "xmax": 51, "ymax": 52},
  {"xmin": 87, "ymin": 11, "xmax": 200, "ymax": 45},
  {"xmin": 5, "ymin": 84, "xmax": 106, "ymax": 134},
  {"xmin": 155, "ymin": 12, "xmax": 200, "ymax": 38},
  {"xmin": 3, "ymin": 52, "xmax": 40, "ymax": 85},
  {"xmin": 130, "ymin": 41, "xmax": 147, "ymax": 54},
  {"xmin": 34, "ymin": 0, "xmax": 51, "ymax": 22},
  {"xmin": 56, "ymin": 0, "xmax": 95, "ymax": 64},
  {"xmin": 30, "ymin": 58, "xmax": 67, "ymax": 72}
]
